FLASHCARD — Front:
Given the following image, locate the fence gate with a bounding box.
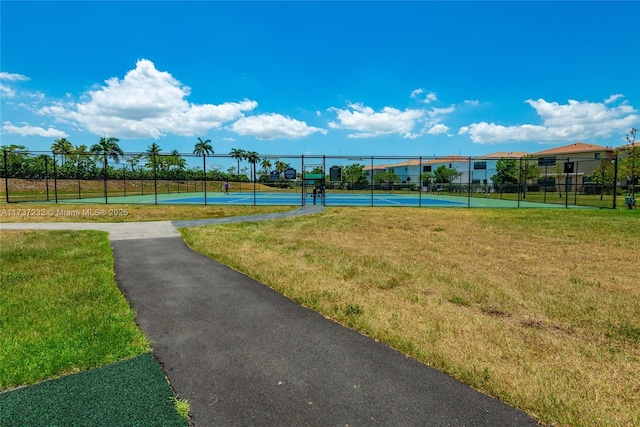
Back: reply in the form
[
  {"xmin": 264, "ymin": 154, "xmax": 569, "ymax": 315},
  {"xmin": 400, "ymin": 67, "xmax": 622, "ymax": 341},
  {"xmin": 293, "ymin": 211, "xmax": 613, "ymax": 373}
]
[{"xmin": 302, "ymin": 164, "xmax": 325, "ymax": 206}]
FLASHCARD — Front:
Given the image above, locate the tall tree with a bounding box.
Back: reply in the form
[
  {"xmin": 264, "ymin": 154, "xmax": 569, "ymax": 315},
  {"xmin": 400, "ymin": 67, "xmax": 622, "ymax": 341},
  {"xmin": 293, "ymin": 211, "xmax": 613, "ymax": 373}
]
[
  {"xmin": 490, "ymin": 158, "xmax": 519, "ymax": 193},
  {"xmin": 193, "ymin": 137, "xmax": 214, "ymax": 157},
  {"xmin": 229, "ymin": 148, "xmax": 245, "ymax": 178},
  {"xmin": 275, "ymin": 160, "xmax": 289, "ymax": 173},
  {"xmin": 342, "ymin": 163, "xmax": 368, "ymax": 189},
  {"xmin": 244, "ymin": 151, "xmax": 260, "ymax": 183},
  {"xmin": 126, "ymin": 153, "xmax": 143, "ymax": 173},
  {"xmin": 519, "ymin": 156, "xmax": 540, "ymax": 199},
  {"xmin": 621, "ymin": 128, "xmax": 638, "ymax": 198},
  {"xmin": 193, "ymin": 137, "xmax": 214, "ymax": 181},
  {"xmin": 90, "ymin": 137, "xmax": 123, "ymax": 166},
  {"xmin": 145, "ymin": 143, "xmax": 162, "ymax": 170},
  {"xmin": 551, "ymin": 163, "xmax": 565, "ymax": 197},
  {"xmin": 434, "ymin": 164, "xmax": 461, "ymax": 184},
  {"xmin": 420, "ymin": 171, "xmax": 435, "ymax": 189},
  {"xmin": 1, "ymin": 144, "xmax": 27, "ymax": 177},
  {"xmin": 73, "ymin": 144, "xmax": 90, "ymax": 178},
  {"xmin": 169, "ymin": 149, "xmax": 186, "ymax": 172},
  {"xmin": 260, "ymin": 158, "xmax": 272, "ymax": 175},
  {"xmin": 90, "ymin": 137, "xmax": 122, "ymax": 198},
  {"xmin": 590, "ymin": 159, "xmax": 615, "ymax": 200},
  {"xmin": 51, "ymin": 138, "xmax": 73, "ymax": 164}
]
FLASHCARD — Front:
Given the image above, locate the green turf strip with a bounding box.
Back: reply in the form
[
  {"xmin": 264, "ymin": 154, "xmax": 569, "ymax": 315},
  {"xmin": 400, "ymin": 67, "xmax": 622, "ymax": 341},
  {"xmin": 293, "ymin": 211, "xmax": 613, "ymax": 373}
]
[{"xmin": 0, "ymin": 353, "xmax": 187, "ymax": 427}]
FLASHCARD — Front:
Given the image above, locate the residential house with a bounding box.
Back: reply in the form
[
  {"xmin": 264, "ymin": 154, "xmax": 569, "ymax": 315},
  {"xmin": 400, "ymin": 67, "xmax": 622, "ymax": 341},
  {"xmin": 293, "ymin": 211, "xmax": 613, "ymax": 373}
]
[{"xmin": 531, "ymin": 142, "xmax": 615, "ymax": 191}]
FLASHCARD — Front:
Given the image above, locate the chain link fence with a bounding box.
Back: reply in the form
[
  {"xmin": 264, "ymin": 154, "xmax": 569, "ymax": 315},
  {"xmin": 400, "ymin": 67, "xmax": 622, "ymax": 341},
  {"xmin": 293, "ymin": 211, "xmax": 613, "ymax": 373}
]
[{"xmin": 2, "ymin": 150, "xmax": 636, "ymax": 209}]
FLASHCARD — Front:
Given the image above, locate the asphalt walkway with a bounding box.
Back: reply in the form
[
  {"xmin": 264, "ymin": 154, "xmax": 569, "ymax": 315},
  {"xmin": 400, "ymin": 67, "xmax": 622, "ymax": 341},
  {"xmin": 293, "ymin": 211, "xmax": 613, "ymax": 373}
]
[{"xmin": 2, "ymin": 207, "xmax": 539, "ymax": 426}]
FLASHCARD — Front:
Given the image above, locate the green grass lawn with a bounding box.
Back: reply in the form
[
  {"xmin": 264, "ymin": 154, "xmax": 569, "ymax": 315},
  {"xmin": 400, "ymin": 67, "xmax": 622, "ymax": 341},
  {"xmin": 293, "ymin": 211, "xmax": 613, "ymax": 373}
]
[
  {"xmin": 0, "ymin": 229, "xmax": 188, "ymax": 425},
  {"xmin": 0, "ymin": 230, "xmax": 150, "ymax": 389}
]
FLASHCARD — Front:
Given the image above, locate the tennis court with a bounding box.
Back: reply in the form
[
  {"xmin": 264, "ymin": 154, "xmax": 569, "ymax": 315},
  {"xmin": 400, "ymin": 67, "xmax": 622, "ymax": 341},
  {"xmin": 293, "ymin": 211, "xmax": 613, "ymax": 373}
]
[
  {"xmin": 56, "ymin": 190, "xmax": 572, "ymax": 208},
  {"xmin": 163, "ymin": 192, "xmax": 468, "ymax": 207}
]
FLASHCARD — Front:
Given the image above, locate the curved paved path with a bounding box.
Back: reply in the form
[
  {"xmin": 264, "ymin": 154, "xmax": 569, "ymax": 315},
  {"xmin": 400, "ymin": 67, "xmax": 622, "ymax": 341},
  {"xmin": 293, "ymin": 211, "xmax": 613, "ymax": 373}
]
[{"xmin": 1, "ymin": 206, "xmax": 539, "ymax": 426}]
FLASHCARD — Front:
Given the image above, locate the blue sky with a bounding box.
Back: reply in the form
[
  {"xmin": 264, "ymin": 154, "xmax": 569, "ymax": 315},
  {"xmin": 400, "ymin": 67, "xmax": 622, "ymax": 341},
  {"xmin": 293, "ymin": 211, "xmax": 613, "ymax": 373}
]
[{"xmin": 1, "ymin": 1, "xmax": 639, "ymax": 161}]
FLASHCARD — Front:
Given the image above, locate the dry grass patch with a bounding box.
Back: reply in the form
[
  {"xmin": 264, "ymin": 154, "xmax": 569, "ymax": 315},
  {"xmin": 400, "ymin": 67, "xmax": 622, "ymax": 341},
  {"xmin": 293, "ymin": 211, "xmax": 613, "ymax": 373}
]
[
  {"xmin": 0, "ymin": 203, "xmax": 294, "ymax": 223},
  {"xmin": 180, "ymin": 207, "xmax": 640, "ymax": 427}
]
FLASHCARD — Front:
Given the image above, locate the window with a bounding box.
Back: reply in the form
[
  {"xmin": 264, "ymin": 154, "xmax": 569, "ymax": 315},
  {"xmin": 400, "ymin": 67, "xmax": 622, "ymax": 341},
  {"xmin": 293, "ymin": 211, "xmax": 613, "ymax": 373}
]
[
  {"xmin": 474, "ymin": 161, "xmax": 487, "ymax": 170},
  {"xmin": 423, "ymin": 165, "xmax": 432, "ymax": 172},
  {"xmin": 538, "ymin": 156, "xmax": 556, "ymax": 166},
  {"xmin": 594, "ymin": 152, "xmax": 601, "ymax": 159}
]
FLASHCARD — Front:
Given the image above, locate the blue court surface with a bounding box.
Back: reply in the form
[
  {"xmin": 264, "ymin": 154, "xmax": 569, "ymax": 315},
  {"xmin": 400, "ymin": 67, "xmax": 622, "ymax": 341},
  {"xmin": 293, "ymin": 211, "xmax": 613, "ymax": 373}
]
[{"xmin": 159, "ymin": 192, "xmax": 470, "ymax": 207}]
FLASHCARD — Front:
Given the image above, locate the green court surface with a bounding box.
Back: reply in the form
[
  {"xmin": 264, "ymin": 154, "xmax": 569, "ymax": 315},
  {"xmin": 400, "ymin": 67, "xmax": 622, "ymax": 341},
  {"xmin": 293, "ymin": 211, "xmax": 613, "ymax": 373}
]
[{"xmin": 0, "ymin": 353, "xmax": 187, "ymax": 427}]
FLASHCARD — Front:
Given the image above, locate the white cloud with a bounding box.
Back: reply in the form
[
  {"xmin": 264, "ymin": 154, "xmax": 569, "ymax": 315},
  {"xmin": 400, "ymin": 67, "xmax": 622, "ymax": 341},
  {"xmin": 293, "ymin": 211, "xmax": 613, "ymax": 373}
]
[
  {"xmin": 410, "ymin": 89, "xmax": 437, "ymax": 104},
  {"xmin": 0, "ymin": 84, "xmax": 16, "ymax": 98},
  {"xmin": 429, "ymin": 106, "xmax": 455, "ymax": 117},
  {"xmin": 229, "ymin": 113, "xmax": 327, "ymax": 140},
  {"xmin": 0, "ymin": 72, "xmax": 29, "ymax": 82},
  {"xmin": 2, "ymin": 121, "xmax": 68, "ymax": 138},
  {"xmin": 427, "ymin": 123, "xmax": 450, "ymax": 135},
  {"xmin": 459, "ymin": 97, "xmax": 639, "ymax": 144},
  {"xmin": 38, "ymin": 59, "xmax": 258, "ymax": 138},
  {"xmin": 328, "ymin": 103, "xmax": 424, "ymax": 139},
  {"xmin": 464, "ymin": 99, "xmax": 479, "ymax": 106},
  {"xmin": 604, "ymin": 94, "xmax": 623, "ymax": 104},
  {"xmin": 424, "ymin": 92, "xmax": 437, "ymax": 104},
  {"xmin": 0, "ymin": 72, "xmax": 30, "ymax": 98}
]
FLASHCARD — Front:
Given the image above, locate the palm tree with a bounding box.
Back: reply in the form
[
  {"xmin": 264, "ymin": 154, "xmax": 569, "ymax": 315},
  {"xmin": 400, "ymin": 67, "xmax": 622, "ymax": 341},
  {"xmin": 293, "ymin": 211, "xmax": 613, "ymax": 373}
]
[
  {"xmin": 229, "ymin": 148, "xmax": 245, "ymax": 179},
  {"xmin": 244, "ymin": 151, "xmax": 260, "ymax": 183},
  {"xmin": 90, "ymin": 136, "xmax": 122, "ymax": 200},
  {"xmin": 51, "ymin": 138, "xmax": 73, "ymax": 164},
  {"xmin": 260, "ymin": 158, "xmax": 272, "ymax": 180},
  {"xmin": 193, "ymin": 137, "xmax": 214, "ymax": 196},
  {"xmin": 193, "ymin": 136, "xmax": 213, "ymax": 176},
  {"xmin": 275, "ymin": 160, "xmax": 289, "ymax": 174},
  {"xmin": 145, "ymin": 142, "xmax": 162, "ymax": 170},
  {"xmin": 90, "ymin": 137, "xmax": 123, "ymax": 165},
  {"xmin": 169, "ymin": 149, "xmax": 186, "ymax": 171},
  {"xmin": 193, "ymin": 137, "xmax": 214, "ymax": 158},
  {"xmin": 73, "ymin": 144, "xmax": 90, "ymax": 195},
  {"xmin": 126, "ymin": 153, "xmax": 143, "ymax": 173}
]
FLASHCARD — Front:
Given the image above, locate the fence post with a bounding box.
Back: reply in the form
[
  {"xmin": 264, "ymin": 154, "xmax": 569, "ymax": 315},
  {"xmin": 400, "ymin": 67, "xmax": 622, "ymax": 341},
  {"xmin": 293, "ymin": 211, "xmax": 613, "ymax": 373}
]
[
  {"xmin": 517, "ymin": 157, "xmax": 522, "ymax": 208},
  {"xmin": 574, "ymin": 160, "xmax": 579, "ymax": 205},
  {"xmin": 53, "ymin": 152, "xmax": 58, "ymax": 204},
  {"xmin": 565, "ymin": 157, "xmax": 569, "ymax": 209},
  {"xmin": 153, "ymin": 153, "xmax": 158, "ymax": 205},
  {"xmin": 301, "ymin": 155, "xmax": 305, "ymax": 206},
  {"xmin": 613, "ymin": 154, "xmax": 618, "ymax": 209},
  {"xmin": 419, "ymin": 156, "xmax": 422, "ymax": 208},
  {"xmin": 77, "ymin": 156, "xmax": 82, "ymax": 200},
  {"xmin": 467, "ymin": 157, "xmax": 473, "ymax": 208},
  {"xmin": 370, "ymin": 156, "xmax": 374, "ymax": 207},
  {"xmin": 3, "ymin": 150, "xmax": 9, "ymax": 203},
  {"xmin": 322, "ymin": 155, "xmax": 326, "ymax": 207},
  {"xmin": 45, "ymin": 155, "xmax": 50, "ymax": 202},
  {"xmin": 103, "ymin": 154, "xmax": 108, "ymax": 204}
]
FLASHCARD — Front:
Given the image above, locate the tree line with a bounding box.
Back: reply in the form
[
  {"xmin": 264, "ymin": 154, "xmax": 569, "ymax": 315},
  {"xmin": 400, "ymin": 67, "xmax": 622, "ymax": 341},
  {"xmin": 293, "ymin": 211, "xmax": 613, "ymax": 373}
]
[{"xmin": 1, "ymin": 137, "xmax": 286, "ymax": 183}]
